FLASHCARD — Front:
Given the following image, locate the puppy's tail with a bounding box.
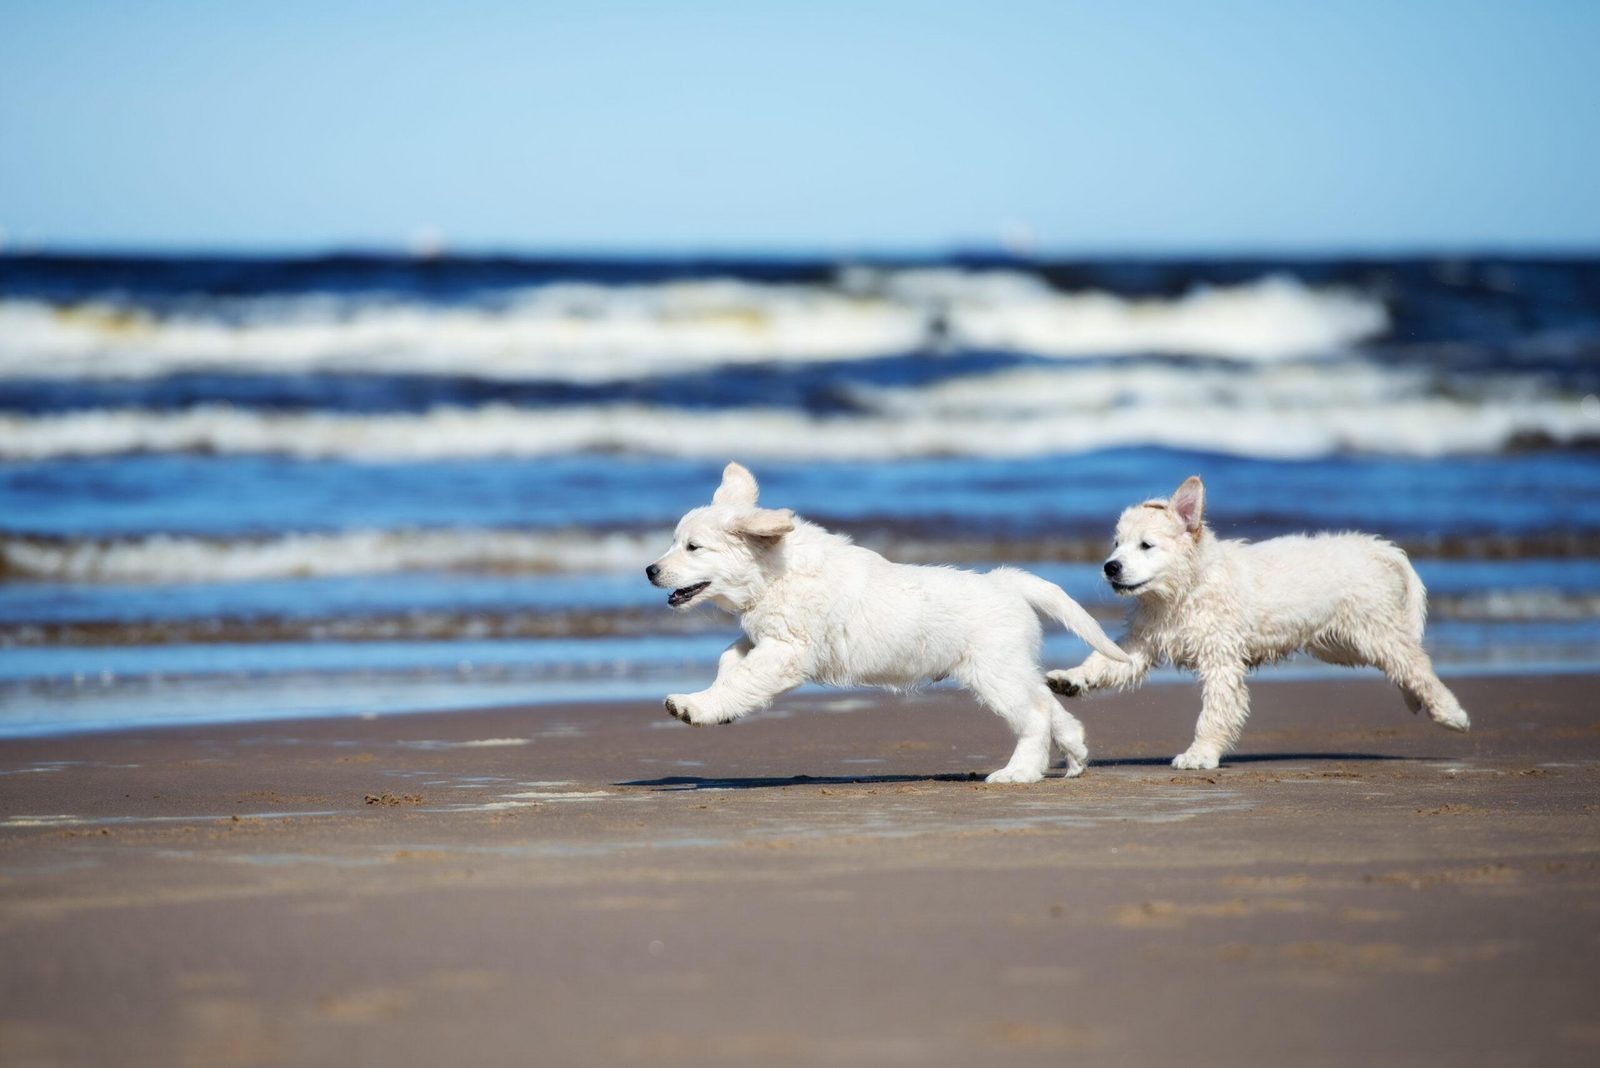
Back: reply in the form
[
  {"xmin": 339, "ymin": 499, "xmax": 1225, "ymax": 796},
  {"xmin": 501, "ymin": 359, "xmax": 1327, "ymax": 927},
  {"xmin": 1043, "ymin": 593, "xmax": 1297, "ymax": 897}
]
[
  {"xmin": 994, "ymin": 568, "xmax": 1130, "ymax": 663},
  {"xmin": 1387, "ymin": 544, "xmax": 1429, "ymax": 641}
]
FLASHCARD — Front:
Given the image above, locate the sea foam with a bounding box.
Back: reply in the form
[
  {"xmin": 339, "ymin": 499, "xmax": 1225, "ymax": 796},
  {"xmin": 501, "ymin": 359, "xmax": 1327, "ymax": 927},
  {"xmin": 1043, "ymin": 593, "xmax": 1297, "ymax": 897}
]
[
  {"xmin": 1, "ymin": 388, "xmax": 1592, "ymax": 462},
  {"xmin": 0, "ymin": 528, "xmax": 664, "ymax": 583},
  {"xmin": 0, "ymin": 272, "xmax": 1385, "ymax": 380}
]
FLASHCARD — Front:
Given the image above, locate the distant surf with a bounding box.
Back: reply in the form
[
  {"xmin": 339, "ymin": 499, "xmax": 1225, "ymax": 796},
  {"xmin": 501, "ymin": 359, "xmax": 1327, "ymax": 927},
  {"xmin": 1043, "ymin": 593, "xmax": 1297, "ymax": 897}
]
[
  {"xmin": 3, "ymin": 389, "xmax": 1593, "ymax": 462},
  {"xmin": 0, "ymin": 272, "xmax": 1384, "ymax": 380}
]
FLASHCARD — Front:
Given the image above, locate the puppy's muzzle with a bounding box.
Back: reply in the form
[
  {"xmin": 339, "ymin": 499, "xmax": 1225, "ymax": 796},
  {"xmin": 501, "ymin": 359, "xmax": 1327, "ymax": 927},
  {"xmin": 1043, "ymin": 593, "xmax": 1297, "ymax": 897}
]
[
  {"xmin": 1103, "ymin": 560, "xmax": 1123, "ymax": 579},
  {"xmin": 646, "ymin": 563, "xmax": 663, "ymax": 585}
]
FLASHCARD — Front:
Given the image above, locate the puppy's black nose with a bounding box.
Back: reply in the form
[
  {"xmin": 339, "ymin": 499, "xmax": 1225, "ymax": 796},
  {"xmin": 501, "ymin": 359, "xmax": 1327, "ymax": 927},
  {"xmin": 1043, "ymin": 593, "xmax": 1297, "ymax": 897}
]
[
  {"xmin": 645, "ymin": 564, "xmax": 661, "ymax": 583},
  {"xmin": 1103, "ymin": 560, "xmax": 1122, "ymax": 579}
]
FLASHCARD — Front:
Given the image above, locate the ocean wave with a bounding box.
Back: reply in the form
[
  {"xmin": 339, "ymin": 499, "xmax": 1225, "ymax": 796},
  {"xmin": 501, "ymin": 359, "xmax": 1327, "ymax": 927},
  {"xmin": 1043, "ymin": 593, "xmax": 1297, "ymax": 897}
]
[
  {"xmin": 848, "ymin": 269, "xmax": 1387, "ymax": 362},
  {"xmin": 4, "ymin": 589, "xmax": 1596, "ymax": 649},
  {"xmin": 0, "ymin": 607, "xmax": 714, "ymax": 647},
  {"xmin": 1431, "ymin": 590, "xmax": 1600, "ymax": 622},
  {"xmin": 2, "ymin": 389, "xmax": 1595, "ymax": 462},
  {"xmin": 8, "ymin": 529, "xmax": 1600, "ymax": 586},
  {"xmin": 0, "ymin": 529, "xmax": 665, "ymax": 583},
  {"xmin": 853, "ymin": 360, "xmax": 1426, "ymax": 415},
  {"xmin": 0, "ymin": 273, "xmax": 1385, "ymax": 380}
]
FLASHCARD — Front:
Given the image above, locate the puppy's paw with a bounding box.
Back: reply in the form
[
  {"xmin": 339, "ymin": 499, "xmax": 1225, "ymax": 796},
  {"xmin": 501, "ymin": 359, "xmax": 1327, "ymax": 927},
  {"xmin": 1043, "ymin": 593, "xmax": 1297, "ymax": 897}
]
[
  {"xmin": 1430, "ymin": 705, "xmax": 1471, "ymax": 733},
  {"xmin": 1171, "ymin": 746, "xmax": 1221, "ymax": 771},
  {"xmin": 664, "ymin": 695, "xmax": 706, "ymax": 726},
  {"xmin": 1046, "ymin": 669, "xmax": 1084, "ymax": 697},
  {"xmin": 1062, "ymin": 753, "xmax": 1088, "ymax": 779},
  {"xmin": 985, "ymin": 766, "xmax": 1045, "ymax": 784}
]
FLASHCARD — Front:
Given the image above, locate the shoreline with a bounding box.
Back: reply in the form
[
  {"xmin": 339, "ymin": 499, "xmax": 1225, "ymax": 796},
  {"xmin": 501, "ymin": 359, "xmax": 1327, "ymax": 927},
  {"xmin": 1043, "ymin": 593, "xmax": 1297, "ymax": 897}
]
[
  {"xmin": 3, "ymin": 672, "xmax": 1598, "ymax": 1064},
  {"xmin": 5, "ymin": 657, "xmax": 1600, "ymax": 743}
]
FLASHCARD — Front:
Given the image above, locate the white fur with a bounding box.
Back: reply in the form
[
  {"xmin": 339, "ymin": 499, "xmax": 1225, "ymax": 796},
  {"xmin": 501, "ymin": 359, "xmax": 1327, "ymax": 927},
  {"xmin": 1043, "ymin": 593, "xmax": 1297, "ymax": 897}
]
[
  {"xmin": 647, "ymin": 463, "xmax": 1129, "ymax": 783},
  {"xmin": 1047, "ymin": 475, "xmax": 1470, "ymax": 770}
]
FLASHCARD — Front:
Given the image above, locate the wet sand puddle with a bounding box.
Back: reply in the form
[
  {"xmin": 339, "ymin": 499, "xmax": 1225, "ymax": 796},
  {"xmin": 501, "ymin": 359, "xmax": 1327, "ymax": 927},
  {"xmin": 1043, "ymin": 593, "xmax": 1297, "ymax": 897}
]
[
  {"xmin": 723, "ymin": 787, "xmax": 1257, "ymax": 843},
  {"xmin": 0, "ymin": 759, "xmax": 142, "ymax": 776},
  {"xmin": 0, "ymin": 781, "xmax": 1258, "ymax": 871},
  {"xmin": 1, "ymin": 809, "xmax": 343, "ymax": 829}
]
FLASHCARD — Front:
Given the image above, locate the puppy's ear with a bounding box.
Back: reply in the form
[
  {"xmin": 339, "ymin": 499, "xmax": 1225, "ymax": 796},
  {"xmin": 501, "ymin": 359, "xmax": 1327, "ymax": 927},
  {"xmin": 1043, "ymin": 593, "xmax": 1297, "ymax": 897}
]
[
  {"xmin": 730, "ymin": 507, "xmax": 794, "ymax": 541},
  {"xmin": 1171, "ymin": 476, "xmax": 1205, "ymax": 533},
  {"xmin": 712, "ymin": 462, "xmax": 759, "ymax": 508}
]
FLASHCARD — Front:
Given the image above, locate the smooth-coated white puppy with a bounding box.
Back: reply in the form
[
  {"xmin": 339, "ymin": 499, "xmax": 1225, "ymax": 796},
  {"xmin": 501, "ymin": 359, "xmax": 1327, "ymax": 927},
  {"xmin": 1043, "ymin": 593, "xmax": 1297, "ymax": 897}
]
[
  {"xmin": 647, "ymin": 462, "xmax": 1129, "ymax": 783},
  {"xmin": 1047, "ymin": 476, "xmax": 1470, "ymax": 770}
]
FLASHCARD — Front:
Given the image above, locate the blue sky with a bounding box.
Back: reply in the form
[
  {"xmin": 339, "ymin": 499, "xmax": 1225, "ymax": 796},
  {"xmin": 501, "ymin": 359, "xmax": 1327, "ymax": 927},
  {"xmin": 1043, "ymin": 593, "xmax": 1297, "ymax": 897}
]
[{"xmin": 2, "ymin": 1, "xmax": 1597, "ymax": 253}]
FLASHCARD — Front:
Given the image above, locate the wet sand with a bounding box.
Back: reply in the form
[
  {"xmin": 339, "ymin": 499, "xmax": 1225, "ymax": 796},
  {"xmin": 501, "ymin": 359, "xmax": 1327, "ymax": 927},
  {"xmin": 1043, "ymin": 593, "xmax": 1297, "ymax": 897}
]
[{"xmin": 2, "ymin": 672, "xmax": 1598, "ymax": 1066}]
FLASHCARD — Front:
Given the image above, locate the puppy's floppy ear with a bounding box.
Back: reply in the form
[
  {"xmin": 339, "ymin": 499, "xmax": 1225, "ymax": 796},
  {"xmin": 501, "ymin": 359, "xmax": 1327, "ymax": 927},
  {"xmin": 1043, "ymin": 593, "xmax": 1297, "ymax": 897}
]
[
  {"xmin": 1171, "ymin": 476, "xmax": 1205, "ymax": 533},
  {"xmin": 730, "ymin": 507, "xmax": 795, "ymax": 541},
  {"xmin": 712, "ymin": 462, "xmax": 759, "ymax": 507}
]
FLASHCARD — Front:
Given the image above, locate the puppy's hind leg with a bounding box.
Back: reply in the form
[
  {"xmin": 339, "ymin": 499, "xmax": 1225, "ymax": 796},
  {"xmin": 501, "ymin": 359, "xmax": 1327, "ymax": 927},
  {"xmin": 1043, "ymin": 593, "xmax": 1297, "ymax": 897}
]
[
  {"xmin": 1048, "ymin": 702, "xmax": 1090, "ymax": 778},
  {"xmin": 1312, "ymin": 635, "xmax": 1425, "ymax": 713},
  {"xmin": 1370, "ymin": 637, "xmax": 1470, "ymax": 732},
  {"xmin": 961, "ymin": 663, "xmax": 1054, "ymax": 784}
]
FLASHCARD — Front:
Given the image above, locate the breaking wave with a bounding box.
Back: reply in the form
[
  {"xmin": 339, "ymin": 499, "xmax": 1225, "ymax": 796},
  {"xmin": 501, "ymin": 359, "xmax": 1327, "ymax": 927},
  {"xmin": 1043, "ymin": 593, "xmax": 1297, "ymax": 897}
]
[
  {"xmin": 0, "ymin": 529, "xmax": 666, "ymax": 583},
  {"xmin": 1430, "ymin": 590, "xmax": 1600, "ymax": 622},
  {"xmin": 4, "ymin": 589, "xmax": 1596, "ymax": 648},
  {"xmin": 8, "ymin": 528, "xmax": 1600, "ymax": 586},
  {"xmin": 0, "ymin": 273, "xmax": 1386, "ymax": 380},
  {"xmin": 2, "ymin": 389, "xmax": 1594, "ymax": 462}
]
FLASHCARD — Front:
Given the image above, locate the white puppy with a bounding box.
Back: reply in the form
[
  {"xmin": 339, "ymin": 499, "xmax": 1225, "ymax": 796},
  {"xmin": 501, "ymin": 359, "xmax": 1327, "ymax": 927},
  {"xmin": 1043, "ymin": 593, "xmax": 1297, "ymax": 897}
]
[
  {"xmin": 1047, "ymin": 476, "xmax": 1470, "ymax": 770},
  {"xmin": 647, "ymin": 463, "xmax": 1129, "ymax": 783}
]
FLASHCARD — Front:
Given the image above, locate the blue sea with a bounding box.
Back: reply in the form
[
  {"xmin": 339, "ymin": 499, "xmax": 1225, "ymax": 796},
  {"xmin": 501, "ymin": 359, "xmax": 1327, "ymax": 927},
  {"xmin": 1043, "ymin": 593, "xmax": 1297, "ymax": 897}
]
[{"xmin": 2, "ymin": 253, "xmax": 1598, "ymax": 736}]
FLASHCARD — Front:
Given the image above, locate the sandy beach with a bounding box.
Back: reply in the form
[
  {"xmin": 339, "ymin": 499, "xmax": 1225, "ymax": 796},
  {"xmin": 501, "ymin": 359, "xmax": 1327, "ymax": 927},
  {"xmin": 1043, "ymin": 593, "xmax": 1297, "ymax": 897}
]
[{"xmin": 2, "ymin": 671, "xmax": 1598, "ymax": 1066}]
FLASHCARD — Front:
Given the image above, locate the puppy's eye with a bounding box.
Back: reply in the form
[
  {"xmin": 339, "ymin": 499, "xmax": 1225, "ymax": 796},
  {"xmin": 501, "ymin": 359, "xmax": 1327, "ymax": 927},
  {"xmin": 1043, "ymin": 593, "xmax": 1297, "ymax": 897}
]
[
  {"xmin": 685, "ymin": 543, "xmax": 701, "ymax": 552},
  {"xmin": 1139, "ymin": 541, "xmax": 1153, "ymax": 551}
]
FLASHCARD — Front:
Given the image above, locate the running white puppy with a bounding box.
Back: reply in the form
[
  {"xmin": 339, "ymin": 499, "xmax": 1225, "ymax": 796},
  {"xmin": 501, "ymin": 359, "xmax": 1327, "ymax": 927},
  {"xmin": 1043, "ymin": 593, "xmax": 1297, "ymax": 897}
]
[
  {"xmin": 647, "ymin": 463, "xmax": 1129, "ymax": 783},
  {"xmin": 1047, "ymin": 476, "xmax": 1470, "ymax": 770}
]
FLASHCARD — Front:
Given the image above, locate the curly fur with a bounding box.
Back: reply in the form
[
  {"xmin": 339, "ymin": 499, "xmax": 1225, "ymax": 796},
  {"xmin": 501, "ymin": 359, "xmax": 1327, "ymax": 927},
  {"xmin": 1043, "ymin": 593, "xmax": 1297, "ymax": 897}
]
[
  {"xmin": 1046, "ymin": 476, "xmax": 1469, "ymax": 770},
  {"xmin": 647, "ymin": 463, "xmax": 1129, "ymax": 783}
]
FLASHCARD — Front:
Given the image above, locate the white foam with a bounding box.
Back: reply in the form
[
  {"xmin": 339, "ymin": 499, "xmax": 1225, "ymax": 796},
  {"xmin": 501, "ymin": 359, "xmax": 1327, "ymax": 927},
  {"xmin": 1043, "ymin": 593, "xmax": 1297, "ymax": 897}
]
[
  {"xmin": 0, "ymin": 528, "xmax": 665, "ymax": 582},
  {"xmin": 0, "ymin": 273, "xmax": 1384, "ymax": 380},
  {"xmin": 13, "ymin": 532, "xmax": 1600, "ymax": 593},
  {"xmin": 852, "ymin": 269, "xmax": 1387, "ymax": 361},
  {"xmin": 1434, "ymin": 590, "xmax": 1600, "ymax": 621},
  {"xmin": 855, "ymin": 360, "xmax": 1421, "ymax": 415},
  {"xmin": 1, "ymin": 388, "xmax": 1592, "ymax": 463}
]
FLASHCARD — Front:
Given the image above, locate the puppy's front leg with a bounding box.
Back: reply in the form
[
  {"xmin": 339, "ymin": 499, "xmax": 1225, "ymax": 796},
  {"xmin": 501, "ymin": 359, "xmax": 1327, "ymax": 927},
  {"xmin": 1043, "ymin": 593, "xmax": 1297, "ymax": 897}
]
[
  {"xmin": 1047, "ymin": 638, "xmax": 1151, "ymax": 697},
  {"xmin": 714, "ymin": 637, "xmax": 753, "ymax": 675},
  {"xmin": 665, "ymin": 639, "xmax": 803, "ymax": 726},
  {"xmin": 1174, "ymin": 660, "xmax": 1250, "ymax": 770},
  {"xmin": 665, "ymin": 637, "xmax": 750, "ymax": 725}
]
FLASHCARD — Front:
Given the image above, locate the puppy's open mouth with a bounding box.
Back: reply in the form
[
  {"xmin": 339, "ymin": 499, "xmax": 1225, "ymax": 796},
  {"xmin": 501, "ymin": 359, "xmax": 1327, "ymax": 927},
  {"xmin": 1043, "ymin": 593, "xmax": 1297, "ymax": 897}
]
[
  {"xmin": 1110, "ymin": 579, "xmax": 1148, "ymax": 593},
  {"xmin": 667, "ymin": 581, "xmax": 710, "ymax": 607}
]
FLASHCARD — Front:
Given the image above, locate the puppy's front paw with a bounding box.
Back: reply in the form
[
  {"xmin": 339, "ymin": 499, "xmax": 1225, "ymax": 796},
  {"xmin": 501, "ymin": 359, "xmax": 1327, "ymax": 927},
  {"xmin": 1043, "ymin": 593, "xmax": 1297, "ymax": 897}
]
[
  {"xmin": 1171, "ymin": 746, "xmax": 1221, "ymax": 771},
  {"xmin": 664, "ymin": 695, "xmax": 705, "ymax": 726},
  {"xmin": 1046, "ymin": 669, "xmax": 1084, "ymax": 697}
]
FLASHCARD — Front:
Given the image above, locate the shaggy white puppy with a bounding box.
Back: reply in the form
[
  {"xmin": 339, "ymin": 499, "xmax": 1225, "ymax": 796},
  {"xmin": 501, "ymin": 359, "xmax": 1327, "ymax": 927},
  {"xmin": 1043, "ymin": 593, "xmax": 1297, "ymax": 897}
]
[
  {"xmin": 1047, "ymin": 476, "xmax": 1470, "ymax": 770},
  {"xmin": 647, "ymin": 463, "xmax": 1129, "ymax": 783}
]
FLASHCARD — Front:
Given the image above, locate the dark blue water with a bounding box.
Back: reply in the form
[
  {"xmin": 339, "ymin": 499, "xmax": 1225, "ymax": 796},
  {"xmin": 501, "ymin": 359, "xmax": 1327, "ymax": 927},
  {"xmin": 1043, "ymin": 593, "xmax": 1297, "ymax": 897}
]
[{"xmin": 6, "ymin": 452, "xmax": 1598, "ymax": 540}]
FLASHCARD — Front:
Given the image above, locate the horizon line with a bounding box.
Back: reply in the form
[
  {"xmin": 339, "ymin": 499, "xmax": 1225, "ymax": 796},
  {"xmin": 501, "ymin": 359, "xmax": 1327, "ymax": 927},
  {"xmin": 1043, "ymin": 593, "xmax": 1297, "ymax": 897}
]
[{"xmin": 5, "ymin": 241, "xmax": 1600, "ymax": 263}]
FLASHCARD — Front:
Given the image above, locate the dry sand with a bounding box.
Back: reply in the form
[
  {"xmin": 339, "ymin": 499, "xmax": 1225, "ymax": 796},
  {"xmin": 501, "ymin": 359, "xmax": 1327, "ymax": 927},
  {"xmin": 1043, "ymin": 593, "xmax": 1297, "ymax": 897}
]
[{"xmin": 2, "ymin": 671, "xmax": 1598, "ymax": 1066}]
